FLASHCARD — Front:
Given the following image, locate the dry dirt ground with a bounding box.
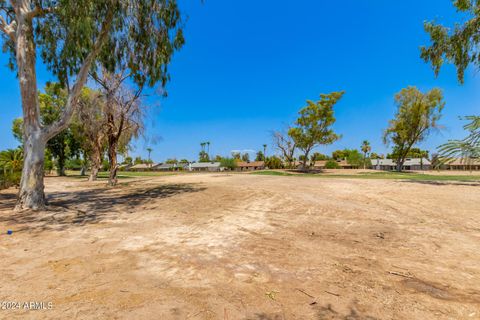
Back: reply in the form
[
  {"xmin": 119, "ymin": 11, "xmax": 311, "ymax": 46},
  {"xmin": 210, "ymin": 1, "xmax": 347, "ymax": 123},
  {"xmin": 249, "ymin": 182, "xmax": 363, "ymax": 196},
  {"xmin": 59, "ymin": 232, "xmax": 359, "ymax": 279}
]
[{"xmin": 0, "ymin": 173, "xmax": 479, "ymax": 319}]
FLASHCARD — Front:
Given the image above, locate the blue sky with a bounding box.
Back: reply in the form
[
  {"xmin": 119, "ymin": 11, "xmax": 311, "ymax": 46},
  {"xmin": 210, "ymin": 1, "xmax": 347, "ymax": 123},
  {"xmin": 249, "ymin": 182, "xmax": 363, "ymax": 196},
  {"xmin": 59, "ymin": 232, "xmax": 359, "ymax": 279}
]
[{"xmin": 1, "ymin": 0, "xmax": 479, "ymax": 161}]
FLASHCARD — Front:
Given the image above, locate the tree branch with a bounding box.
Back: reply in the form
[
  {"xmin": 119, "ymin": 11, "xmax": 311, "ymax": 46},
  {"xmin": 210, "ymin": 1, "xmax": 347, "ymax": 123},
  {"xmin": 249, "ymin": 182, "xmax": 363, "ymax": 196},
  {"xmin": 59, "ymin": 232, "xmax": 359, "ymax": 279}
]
[
  {"xmin": 26, "ymin": 5, "xmax": 56, "ymax": 19},
  {"xmin": 44, "ymin": 8, "xmax": 115, "ymax": 141},
  {"xmin": 0, "ymin": 14, "xmax": 15, "ymax": 41}
]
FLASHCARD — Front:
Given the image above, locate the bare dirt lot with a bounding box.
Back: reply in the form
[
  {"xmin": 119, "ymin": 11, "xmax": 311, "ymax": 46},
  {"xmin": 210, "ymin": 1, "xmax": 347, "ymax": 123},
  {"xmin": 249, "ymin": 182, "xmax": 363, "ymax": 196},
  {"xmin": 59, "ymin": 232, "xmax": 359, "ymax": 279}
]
[{"xmin": 0, "ymin": 173, "xmax": 479, "ymax": 319}]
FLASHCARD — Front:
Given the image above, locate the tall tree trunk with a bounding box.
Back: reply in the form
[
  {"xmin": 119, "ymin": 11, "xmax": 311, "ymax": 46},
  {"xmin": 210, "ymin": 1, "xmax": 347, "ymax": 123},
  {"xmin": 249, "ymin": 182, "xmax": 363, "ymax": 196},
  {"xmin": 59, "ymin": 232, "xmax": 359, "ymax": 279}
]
[
  {"xmin": 15, "ymin": 6, "xmax": 46, "ymax": 210},
  {"xmin": 108, "ymin": 139, "xmax": 118, "ymax": 186},
  {"xmin": 16, "ymin": 131, "xmax": 46, "ymax": 210},
  {"xmin": 88, "ymin": 146, "xmax": 102, "ymax": 182}
]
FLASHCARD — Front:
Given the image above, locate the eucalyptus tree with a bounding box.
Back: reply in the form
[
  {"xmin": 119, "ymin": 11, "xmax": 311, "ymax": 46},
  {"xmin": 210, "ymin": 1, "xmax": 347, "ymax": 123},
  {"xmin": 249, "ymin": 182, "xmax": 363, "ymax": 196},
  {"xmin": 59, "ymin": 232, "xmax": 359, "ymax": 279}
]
[
  {"xmin": 272, "ymin": 130, "xmax": 296, "ymax": 169},
  {"xmin": 71, "ymin": 88, "xmax": 106, "ymax": 181},
  {"xmin": 288, "ymin": 91, "xmax": 344, "ymax": 170},
  {"xmin": 383, "ymin": 87, "xmax": 444, "ymax": 172},
  {"xmin": 0, "ymin": 0, "xmax": 184, "ymax": 209},
  {"xmin": 421, "ymin": 0, "xmax": 480, "ymax": 84}
]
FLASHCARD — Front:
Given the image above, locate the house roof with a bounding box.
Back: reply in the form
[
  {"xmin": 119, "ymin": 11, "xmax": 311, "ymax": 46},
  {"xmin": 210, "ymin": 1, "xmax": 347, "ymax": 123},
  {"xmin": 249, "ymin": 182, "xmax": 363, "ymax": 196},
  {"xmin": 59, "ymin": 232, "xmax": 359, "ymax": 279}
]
[
  {"xmin": 190, "ymin": 162, "xmax": 221, "ymax": 168},
  {"xmin": 130, "ymin": 163, "xmax": 156, "ymax": 169},
  {"xmin": 372, "ymin": 158, "xmax": 431, "ymax": 166},
  {"xmin": 237, "ymin": 161, "xmax": 265, "ymax": 168},
  {"xmin": 153, "ymin": 163, "xmax": 176, "ymax": 169},
  {"xmin": 444, "ymin": 158, "xmax": 480, "ymax": 166},
  {"xmin": 313, "ymin": 161, "xmax": 328, "ymax": 167}
]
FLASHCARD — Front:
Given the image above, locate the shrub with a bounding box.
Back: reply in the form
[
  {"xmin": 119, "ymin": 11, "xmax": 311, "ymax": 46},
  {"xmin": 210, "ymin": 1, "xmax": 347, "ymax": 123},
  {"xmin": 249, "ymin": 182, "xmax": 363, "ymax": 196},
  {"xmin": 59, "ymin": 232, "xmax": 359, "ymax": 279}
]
[
  {"xmin": 325, "ymin": 160, "xmax": 340, "ymax": 169},
  {"xmin": 0, "ymin": 171, "xmax": 21, "ymax": 190}
]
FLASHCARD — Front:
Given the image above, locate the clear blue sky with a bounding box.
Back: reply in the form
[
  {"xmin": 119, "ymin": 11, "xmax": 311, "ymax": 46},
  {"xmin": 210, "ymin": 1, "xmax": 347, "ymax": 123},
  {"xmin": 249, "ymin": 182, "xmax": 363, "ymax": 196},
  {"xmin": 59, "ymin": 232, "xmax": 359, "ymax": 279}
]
[{"xmin": 1, "ymin": 0, "xmax": 479, "ymax": 161}]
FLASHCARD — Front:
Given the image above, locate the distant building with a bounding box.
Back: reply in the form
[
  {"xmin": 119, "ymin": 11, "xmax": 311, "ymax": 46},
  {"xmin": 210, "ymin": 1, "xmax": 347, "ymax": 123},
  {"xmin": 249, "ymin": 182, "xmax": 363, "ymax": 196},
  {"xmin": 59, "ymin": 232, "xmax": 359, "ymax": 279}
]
[
  {"xmin": 189, "ymin": 162, "xmax": 223, "ymax": 172},
  {"xmin": 236, "ymin": 161, "xmax": 265, "ymax": 171},
  {"xmin": 371, "ymin": 158, "xmax": 431, "ymax": 171},
  {"xmin": 295, "ymin": 159, "xmax": 358, "ymax": 170},
  {"xmin": 118, "ymin": 163, "xmax": 133, "ymax": 171},
  {"xmin": 129, "ymin": 163, "xmax": 157, "ymax": 171},
  {"xmin": 442, "ymin": 158, "xmax": 480, "ymax": 171},
  {"xmin": 152, "ymin": 162, "xmax": 190, "ymax": 171}
]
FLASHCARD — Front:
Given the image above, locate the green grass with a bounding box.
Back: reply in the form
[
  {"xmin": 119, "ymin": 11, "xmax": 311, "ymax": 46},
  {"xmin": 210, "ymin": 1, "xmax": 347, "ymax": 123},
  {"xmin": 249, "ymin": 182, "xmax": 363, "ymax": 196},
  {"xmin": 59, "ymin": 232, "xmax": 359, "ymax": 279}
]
[
  {"xmin": 64, "ymin": 170, "xmax": 178, "ymax": 179},
  {"xmin": 253, "ymin": 170, "xmax": 480, "ymax": 182}
]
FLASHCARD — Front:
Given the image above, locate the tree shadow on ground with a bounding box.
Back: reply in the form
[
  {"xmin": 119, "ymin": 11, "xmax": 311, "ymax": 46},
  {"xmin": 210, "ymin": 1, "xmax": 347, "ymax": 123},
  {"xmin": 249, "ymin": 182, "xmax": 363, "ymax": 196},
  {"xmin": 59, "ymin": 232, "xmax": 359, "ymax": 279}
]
[
  {"xmin": 315, "ymin": 304, "xmax": 379, "ymax": 320},
  {"xmin": 0, "ymin": 193, "xmax": 17, "ymax": 211},
  {"xmin": 245, "ymin": 304, "xmax": 378, "ymax": 320},
  {"xmin": 402, "ymin": 180, "xmax": 480, "ymax": 187},
  {"xmin": 0, "ymin": 183, "xmax": 206, "ymax": 233}
]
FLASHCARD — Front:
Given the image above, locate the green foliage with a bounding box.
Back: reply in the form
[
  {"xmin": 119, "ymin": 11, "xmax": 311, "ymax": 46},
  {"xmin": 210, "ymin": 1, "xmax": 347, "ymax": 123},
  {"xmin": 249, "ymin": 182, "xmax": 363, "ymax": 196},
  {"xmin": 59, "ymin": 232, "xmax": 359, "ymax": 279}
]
[
  {"xmin": 1, "ymin": 0, "xmax": 184, "ymax": 88},
  {"xmin": 387, "ymin": 147, "xmax": 429, "ymax": 159},
  {"xmin": 325, "ymin": 160, "xmax": 340, "ymax": 169},
  {"xmin": 102, "ymin": 159, "xmax": 110, "ymax": 171},
  {"xmin": 332, "ymin": 149, "xmax": 349, "ymax": 160},
  {"xmin": 289, "ymin": 91, "xmax": 344, "ymax": 166},
  {"xmin": 0, "ymin": 148, "xmax": 23, "ymax": 173},
  {"xmin": 255, "ymin": 151, "xmax": 265, "ymax": 161},
  {"xmin": 370, "ymin": 152, "xmax": 384, "ymax": 159},
  {"xmin": 346, "ymin": 149, "xmax": 363, "ymax": 167},
  {"xmin": 12, "ymin": 83, "xmax": 82, "ymax": 175},
  {"xmin": 166, "ymin": 158, "xmax": 178, "ymax": 164},
  {"xmin": 383, "ymin": 87, "xmax": 444, "ymax": 171},
  {"xmin": 265, "ymin": 156, "xmax": 283, "ymax": 169},
  {"xmin": 241, "ymin": 153, "xmax": 250, "ymax": 162},
  {"xmin": 123, "ymin": 156, "xmax": 133, "ymax": 165},
  {"xmin": 0, "ymin": 148, "xmax": 23, "ymax": 189},
  {"xmin": 421, "ymin": 1, "xmax": 480, "ymax": 83},
  {"xmin": 231, "ymin": 152, "xmax": 241, "ymax": 160},
  {"xmin": 199, "ymin": 150, "xmax": 210, "ymax": 162},
  {"xmin": 310, "ymin": 152, "xmax": 329, "ymax": 161},
  {"xmin": 134, "ymin": 156, "xmax": 143, "ymax": 165},
  {"xmin": 220, "ymin": 157, "xmax": 237, "ymax": 170},
  {"xmin": 65, "ymin": 158, "xmax": 83, "ymax": 170}
]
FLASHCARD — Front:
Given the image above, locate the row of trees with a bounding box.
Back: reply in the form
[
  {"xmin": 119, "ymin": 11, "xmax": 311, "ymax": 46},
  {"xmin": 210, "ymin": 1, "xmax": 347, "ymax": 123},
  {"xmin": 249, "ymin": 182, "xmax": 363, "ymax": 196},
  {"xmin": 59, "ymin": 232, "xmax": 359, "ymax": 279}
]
[{"xmin": 11, "ymin": 81, "xmax": 145, "ymax": 185}]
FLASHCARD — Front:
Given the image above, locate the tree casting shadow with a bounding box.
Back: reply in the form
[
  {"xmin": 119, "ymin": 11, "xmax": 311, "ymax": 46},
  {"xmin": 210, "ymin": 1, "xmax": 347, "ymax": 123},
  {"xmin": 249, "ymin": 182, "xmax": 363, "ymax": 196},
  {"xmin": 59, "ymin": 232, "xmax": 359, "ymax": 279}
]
[{"xmin": 0, "ymin": 183, "xmax": 206, "ymax": 233}]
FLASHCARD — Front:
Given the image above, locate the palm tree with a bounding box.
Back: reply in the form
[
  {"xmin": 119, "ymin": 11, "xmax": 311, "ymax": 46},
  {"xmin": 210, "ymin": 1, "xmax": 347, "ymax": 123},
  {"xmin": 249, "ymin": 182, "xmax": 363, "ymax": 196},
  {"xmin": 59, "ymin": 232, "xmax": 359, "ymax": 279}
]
[
  {"xmin": 206, "ymin": 141, "xmax": 210, "ymax": 159},
  {"xmin": 0, "ymin": 148, "xmax": 24, "ymax": 174},
  {"xmin": 146, "ymin": 147, "xmax": 153, "ymax": 164},
  {"xmin": 360, "ymin": 140, "xmax": 371, "ymax": 169},
  {"xmin": 438, "ymin": 116, "xmax": 480, "ymax": 172},
  {"xmin": 263, "ymin": 144, "xmax": 267, "ymax": 161}
]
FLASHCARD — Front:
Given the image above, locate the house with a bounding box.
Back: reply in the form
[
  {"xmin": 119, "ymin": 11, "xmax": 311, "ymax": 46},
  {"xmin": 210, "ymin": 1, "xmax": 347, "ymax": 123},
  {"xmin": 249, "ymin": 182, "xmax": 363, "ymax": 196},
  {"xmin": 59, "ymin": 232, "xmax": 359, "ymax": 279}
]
[
  {"xmin": 295, "ymin": 159, "xmax": 357, "ymax": 170},
  {"xmin": 371, "ymin": 158, "xmax": 431, "ymax": 171},
  {"xmin": 189, "ymin": 162, "xmax": 223, "ymax": 172},
  {"xmin": 443, "ymin": 158, "xmax": 480, "ymax": 171},
  {"xmin": 236, "ymin": 161, "xmax": 265, "ymax": 171},
  {"xmin": 118, "ymin": 163, "xmax": 133, "ymax": 171},
  {"xmin": 128, "ymin": 163, "xmax": 156, "ymax": 171},
  {"xmin": 152, "ymin": 163, "xmax": 176, "ymax": 171}
]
